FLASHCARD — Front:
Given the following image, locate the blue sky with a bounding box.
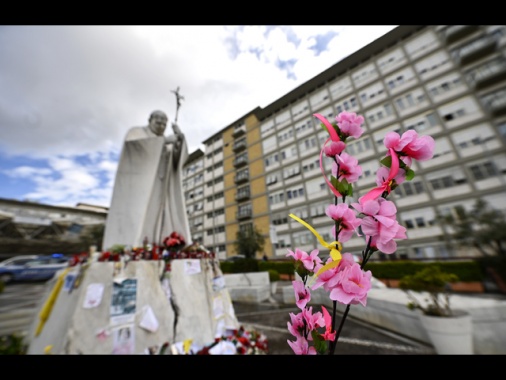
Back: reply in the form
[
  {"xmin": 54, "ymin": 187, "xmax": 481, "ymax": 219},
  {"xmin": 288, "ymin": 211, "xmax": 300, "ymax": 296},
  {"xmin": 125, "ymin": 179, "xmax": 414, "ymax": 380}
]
[{"xmin": 0, "ymin": 25, "xmax": 397, "ymax": 208}]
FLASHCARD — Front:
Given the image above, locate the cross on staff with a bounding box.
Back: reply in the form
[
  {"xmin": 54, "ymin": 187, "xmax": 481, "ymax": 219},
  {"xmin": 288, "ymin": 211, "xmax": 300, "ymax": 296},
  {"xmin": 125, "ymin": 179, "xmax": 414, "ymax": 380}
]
[{"xmin": 171, "ymin": 86, "xmax": 184, "ymax": 123}]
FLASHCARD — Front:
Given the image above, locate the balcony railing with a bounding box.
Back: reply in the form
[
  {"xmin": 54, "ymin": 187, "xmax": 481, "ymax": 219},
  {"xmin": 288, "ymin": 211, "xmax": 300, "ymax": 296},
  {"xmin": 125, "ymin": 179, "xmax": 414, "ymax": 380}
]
[
  {"xmin": 485, "ymin": 96, "xmax": 506, "ymax": 117},
  {"xmin": 233, "ymin": 155, "xmax": 248, "ymax": 168},
  {"xmin": 236, "ymin": 209, "xmax": 252, "ymax": 220},
  {"xmin": 232, "ymin": 125, "xmax": 246, "ymax": 138},
  {"xmin": 232, "ymin": 139, "xmax": 247, "ymax": 152},
  {"xmin": 443, "ymin": 25, "xmax": 479, "ymax": 44},
  {"xmin": 234, "ymin": 172, "xmax": 249, "ymax": 184},
  {"xmin": 455, "ymin": 36, "xmax": 497, "ymax": 66},
  {"xmin": 469, "ymin": 60, "xmax": 506, "ymax": 90},
  {"xmin": 235, "ymin": 190, "xmax": 250, "ymax": 201}
]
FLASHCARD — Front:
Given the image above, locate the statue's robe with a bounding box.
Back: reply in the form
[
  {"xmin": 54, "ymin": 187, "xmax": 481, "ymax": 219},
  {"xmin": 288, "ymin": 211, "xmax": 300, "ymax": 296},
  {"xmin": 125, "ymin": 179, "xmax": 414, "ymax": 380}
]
[{"xmin": 102, "ymin": 126, "xmax": 191, "ymax": 250}]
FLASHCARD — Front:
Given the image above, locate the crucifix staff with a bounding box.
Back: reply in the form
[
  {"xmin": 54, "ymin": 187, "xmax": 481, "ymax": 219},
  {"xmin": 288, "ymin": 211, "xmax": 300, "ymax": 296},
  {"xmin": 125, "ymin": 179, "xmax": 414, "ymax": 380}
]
[{"xmin": 171, "ymin": 86, "xmax": 184, "ymax": 123}]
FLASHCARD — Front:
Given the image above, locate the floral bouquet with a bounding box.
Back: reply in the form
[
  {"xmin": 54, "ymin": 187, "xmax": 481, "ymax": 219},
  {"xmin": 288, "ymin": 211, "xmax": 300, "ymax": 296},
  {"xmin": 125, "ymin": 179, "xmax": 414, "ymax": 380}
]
[
  {"xmin": 286, "ymin": 111, "xmax": 435, "ymax": 355},
  {"xmin": 147, "ymin": 325, "xmax": 268, "ymax": 355},
  {"xmin": 196, "ymin": 326, "xmax": 269, "ymax": 355},
  {"xmin": 163, "ymin": 231, "xmax": 186, "ymax": 254}
]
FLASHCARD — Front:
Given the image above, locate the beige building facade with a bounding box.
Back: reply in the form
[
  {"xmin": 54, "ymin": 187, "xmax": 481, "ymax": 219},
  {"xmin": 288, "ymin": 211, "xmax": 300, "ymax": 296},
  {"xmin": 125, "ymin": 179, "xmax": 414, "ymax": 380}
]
[{"xmin": 183, "ymin": 25, "xmax": 506, "ymax": 261}]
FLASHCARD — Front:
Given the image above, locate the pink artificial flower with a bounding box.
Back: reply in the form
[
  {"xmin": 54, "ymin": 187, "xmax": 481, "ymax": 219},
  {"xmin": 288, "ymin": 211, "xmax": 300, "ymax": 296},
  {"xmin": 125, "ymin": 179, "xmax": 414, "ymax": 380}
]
[
  {"xmin": 337, "ymin": 252, "xmax": 357, "ymax": 268},
  {"xmin": 287, "ymin": 336, "xmax": 317, "ymax": 355},
  {"xmin": 335, "ymin": 111, "xmax": 365, "ymax": 139},
  {"xmin": 302, "ymin": 249, "xmax": 322, "ymax": 272},
  {"xmin": 375, "ymin": 166, "xmax": 406, "ymax": 188},
  {"xmin": 326, "ymin": 203, "xmax": 362, "ymax": 242},
  {"xmin": 324, "ymin": 141, "xmax": 346, "ymax": 157},
  {"xmin": 360, "ymin": 148, "xmax": 400, "ymax": 204},
  {"xmin": 310, "ymin": 258, "xmax": 340, "ymax": 292},
  {"xmin": 365, "ymin": 224, "xmax": 407, "ymax": 255},
  {"xmin": 314, "ymin": 113, "xmax": 340, "ymax": 142},
  {"xmin": 310, "ymin": 252, "xmax": 355, "ymax": 292},
  {"xmin": 302, "ymin": 306, "xmax": 324, "ymax": 333},
  {"xmin": 332, "ymin": 152, "xmax": 362, "ymax": 183},
  {"xmin": 286, "ymin": 247, "xmax": 306, "ymax": 261},
  {"xmin": 320, "ymin": 306, "xmax": 336, "ymax": 341},
  {"xmin": 286, "ymin": 248, "xmax": 322, "ymax": 272},
  {"xmin": 293, "ymin": 280, "xmax": 311, "ymax": 309},
  {"xmin": 287, "ymin": 311, "xmax": 305, "ymax": 338},
  {"xmin": 328, "ymin": 263, "xmax": 372, "ymax": 306},
  {"xmin": 351, "ymin": 198, "xmax": 407, "ymax": 254},
  {"xmin": 384, "ymin": 130, "xmax": 435, "ymax": 166}
]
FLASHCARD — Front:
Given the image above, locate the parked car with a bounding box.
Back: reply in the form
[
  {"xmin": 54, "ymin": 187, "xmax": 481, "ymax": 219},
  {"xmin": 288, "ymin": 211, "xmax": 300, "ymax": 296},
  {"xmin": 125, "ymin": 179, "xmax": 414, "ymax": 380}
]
[{"xmin": 0, "ymin": 254, "xmax": 70, "ymax": 284}]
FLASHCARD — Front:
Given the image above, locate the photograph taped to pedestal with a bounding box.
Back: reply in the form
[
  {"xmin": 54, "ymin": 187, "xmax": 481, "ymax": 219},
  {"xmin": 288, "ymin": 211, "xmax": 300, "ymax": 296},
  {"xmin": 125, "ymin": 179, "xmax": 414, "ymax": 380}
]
[
  {"xmin": 110, "ymin": 278, "xmax": 138, "ymax": 325},
  {"xmin": 184, "ymin": 259, "xmax": 201, "ymax": 275},
  {"xmin": 112, "ymin": 325, "xmax": 135, "ymax": 355}
]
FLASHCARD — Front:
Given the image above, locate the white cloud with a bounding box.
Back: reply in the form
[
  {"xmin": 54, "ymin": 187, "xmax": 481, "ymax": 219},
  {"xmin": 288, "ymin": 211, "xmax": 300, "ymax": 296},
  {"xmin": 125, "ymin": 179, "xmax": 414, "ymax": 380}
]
[{"xmin": 0, "ymin": 25, "xmax": 397, "ymax": 207}]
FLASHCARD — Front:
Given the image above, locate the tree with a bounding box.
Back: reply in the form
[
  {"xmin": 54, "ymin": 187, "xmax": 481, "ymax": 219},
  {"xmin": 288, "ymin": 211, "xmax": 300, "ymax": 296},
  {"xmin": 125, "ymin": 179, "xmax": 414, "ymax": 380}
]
[
  {"xmin": 234, "ymin": 225, "xmax": 265, "ymax": 259},
  {"xmin": 439, "ymin": 198, "xmax": 506, "ymax": 257}
]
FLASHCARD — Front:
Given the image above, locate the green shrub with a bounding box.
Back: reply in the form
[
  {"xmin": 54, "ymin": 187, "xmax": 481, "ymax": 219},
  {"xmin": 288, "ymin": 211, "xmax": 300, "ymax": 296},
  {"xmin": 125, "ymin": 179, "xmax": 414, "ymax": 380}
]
[
  {"xmin": 220, "ymin": 258, "xmax": 259, "ymax": 273},
  {"xmin": 399, "ymin": 266, "xmax": 459, "ymax": 317},
  {"xmin": 0, "ymin": 334, "xmax": 27, "ymax": 355},
  {"xmin": 366, "ymin": 260, "xmax": 484, "ymax": 282},
  {"xmin": 267, "ymin": 269, "xmax": 280, "ymax": 282},
  {"xmin": 258, "ymin": 261, "xmax": 296, "ymax": 275}
]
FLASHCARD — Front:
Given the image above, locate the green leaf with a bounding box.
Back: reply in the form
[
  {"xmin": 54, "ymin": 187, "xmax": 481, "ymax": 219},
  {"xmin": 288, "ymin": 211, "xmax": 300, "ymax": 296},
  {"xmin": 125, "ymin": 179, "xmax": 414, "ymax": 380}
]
[
  {"xmin": 311, "ymin": 331, "xmax": 328, "ymax": 355},
  {"xmin": 336, "ymin": 179, "xmax": 350, "ymax": 196},
  {"xmin": 405, "ymin": 168, "xmax": 415, "ymax": 181},
  {"xmin": 330, "ymin": 176, "xmax": 339, "ymax": 189},
  {"xmin": 380, "ymin": 156, "xmax": 392, "ymax": 168}
]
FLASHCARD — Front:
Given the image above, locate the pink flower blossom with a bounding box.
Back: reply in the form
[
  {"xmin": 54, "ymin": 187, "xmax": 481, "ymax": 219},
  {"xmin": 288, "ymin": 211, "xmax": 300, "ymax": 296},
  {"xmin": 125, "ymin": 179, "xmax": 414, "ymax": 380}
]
[
  {"xmin": 286, "ymin": 248, "xmax": 322, "ymax": 272},
  {"xmin": 287, "ymin": 336, "xmax": 317, "ymax": 355},
  {"xmin": 332, "ymin": 152, "xmax": 362, "ymax": 183},
  {"xmin": 324, "ymin": 141, "xmax": 346, "ymax": 157},
  {"xmin": 310, "ymin": 252, "xmax": 355, "ymax": 292},
  {"xmin": 326, "ymin": 203, "xmax": 361, "ymax": 242},
  {"xmin": 287, "ymin": 311, "xmax": 305, "ymax": 338},
  {"xmin": 384, "ymin": 130, "xmax": 435, "ymax": 166},
  {"xmin": 311, "ymin": 259, "xmax": 340, "ymax": 292},
  {"xmin": 302, "ymin": 306, "xmax": 324, "ymax": 332},
  {"xmin": 351, "ymin": 198, "xmax": 407, "ymax": 254},
  {"xmin": 375, "ymin": 166, "xmax": 406, "ymax": 188},
  {"xmin": 320, "ymin": 306, "xmax": 336, "ymax": 341},
  {"xmin": 328, "ymin": 263, "xmax": 372, "ymax": 306},
  {"xmin": 293, "ymin": 280, "xmax": 311, "ymax": 309},
  {"xmin": 335, "ymin": 111, "xmax": 365, "ymax": 139},
  {"xmin": 336, "ymin": 252, "xmax": 357, "ymax": 270}
]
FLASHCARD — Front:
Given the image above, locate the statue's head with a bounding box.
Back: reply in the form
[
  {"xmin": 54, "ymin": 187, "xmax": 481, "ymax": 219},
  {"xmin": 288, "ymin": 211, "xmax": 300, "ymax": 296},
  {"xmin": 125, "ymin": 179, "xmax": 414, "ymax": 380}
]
[{"xmin": 148, "ymin": 110, "xmax": 168, "ymax": 136}]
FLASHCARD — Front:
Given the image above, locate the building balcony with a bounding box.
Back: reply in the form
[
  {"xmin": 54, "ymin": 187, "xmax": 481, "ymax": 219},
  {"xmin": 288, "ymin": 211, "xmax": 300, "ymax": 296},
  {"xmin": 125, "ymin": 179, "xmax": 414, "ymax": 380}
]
[
  {"xmin": 232, "ymin": 139, "xmax": 247, "ymax": 152},
  {"xmin": 236, "ymin": 209, "xmax": 252, "ymax": 220},
  {"xmin": 234, "ymin": 173, "xmax": 249, "ymax": 184},
  {"xmin": 232, "ymin": 125, "xmax": 246, "ymax": 138},
  {"xmin": 443, "ymin": 25, "xmax": 479, "ymax": 44},
  {"xmin": 470, "ymin": 62, "xmax": 506, "ymax": 90},
  {"xmin": 485, "ymin": 96, "xmax": 506, "ymax": 117},
  {"xmin": 233, "ymin": 156, "xmax": 248, "ymax": 168},
  {"xmin": 235, "ymin": 190, "xmax": 250, "ymax": 202},
  {"xmin": 456, "ymin": 36, "xmax": 497, "ymax": 66}
]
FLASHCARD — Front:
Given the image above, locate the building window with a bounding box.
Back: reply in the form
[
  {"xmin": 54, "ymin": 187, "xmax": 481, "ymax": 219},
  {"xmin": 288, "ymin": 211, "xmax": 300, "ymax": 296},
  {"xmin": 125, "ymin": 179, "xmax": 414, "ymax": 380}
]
[
  {"xmin": 272, "ymin": 213, "xmax": 288, "ymax": 225},
  {"xmin": 429, "ymin": 176, "xmax": 456, "ymax": 190},
  {"xmin": 469, "ymin": 162, "xmax": 498, "ymax": 180}
]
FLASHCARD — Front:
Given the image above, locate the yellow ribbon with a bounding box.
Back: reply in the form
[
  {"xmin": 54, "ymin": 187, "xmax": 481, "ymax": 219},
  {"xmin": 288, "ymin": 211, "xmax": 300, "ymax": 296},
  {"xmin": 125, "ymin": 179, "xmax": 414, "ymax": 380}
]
[
  {"xmin": 35, "ymin": 267, "xmax": 71, "ymax": 337},
  {"xmin": 183, "ymin": 338, "xmax": 193, "ymax": 354},
  {"xmin": 289, "ymin": 214, "xmax": 342, "ymax": 278}
]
